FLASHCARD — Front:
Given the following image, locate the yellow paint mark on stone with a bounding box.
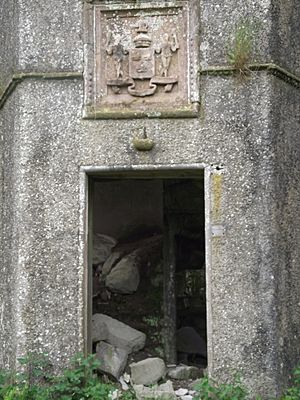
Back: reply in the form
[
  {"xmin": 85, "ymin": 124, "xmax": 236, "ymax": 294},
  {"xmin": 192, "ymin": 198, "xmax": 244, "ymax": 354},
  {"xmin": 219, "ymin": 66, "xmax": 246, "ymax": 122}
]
[{"xmin": 212, "ymin": 173, "xmax": 223, "ymax": 222}]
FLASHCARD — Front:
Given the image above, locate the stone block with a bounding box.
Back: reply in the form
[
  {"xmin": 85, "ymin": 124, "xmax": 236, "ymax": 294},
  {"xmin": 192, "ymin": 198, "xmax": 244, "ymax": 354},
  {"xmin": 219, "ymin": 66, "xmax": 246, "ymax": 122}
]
[
  {"xmin": 105, "ymin": 253, "xmax": 140, "ymax": 294},
  {"xmin": 130, "ymin": 357, "xmax": 166, "ymax": 385},
  {"xmin": 91, "ymin": 314, "xmax": 108, "ymax": 343},
  {"xmin": 92, "ymin": 314, "xmax": 146, "ymax": 353},
  {"xmin": 96, "ymin": 341, "xmax": 128, "ymax": 379},
  {"xmin": 168, "ymin": 365, "xmax": 203, "ymax": 380}
]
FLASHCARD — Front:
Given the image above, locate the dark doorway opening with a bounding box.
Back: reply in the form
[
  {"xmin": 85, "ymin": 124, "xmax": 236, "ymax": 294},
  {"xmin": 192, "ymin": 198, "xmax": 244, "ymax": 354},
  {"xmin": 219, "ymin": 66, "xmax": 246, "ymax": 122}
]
[{"xmin": 89, "ymin": 172, "xmax": 207, "ymax": 377}]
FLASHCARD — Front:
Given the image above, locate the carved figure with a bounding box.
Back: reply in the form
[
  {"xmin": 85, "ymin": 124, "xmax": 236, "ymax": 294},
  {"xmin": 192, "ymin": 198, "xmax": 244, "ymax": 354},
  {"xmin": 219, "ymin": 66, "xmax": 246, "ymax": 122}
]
[
  {"xmin": 106, "ymin": 32, "xmax": 128, "ymax": 79},
  {"xmin": 159, "ymin": 32, "xmax": 179, "ymax": 77}
]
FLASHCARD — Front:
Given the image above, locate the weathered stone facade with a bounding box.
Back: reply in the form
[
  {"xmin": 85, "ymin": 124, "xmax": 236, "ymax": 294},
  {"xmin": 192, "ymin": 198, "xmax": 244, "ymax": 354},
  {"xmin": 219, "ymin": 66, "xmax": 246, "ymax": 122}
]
[{"xmin": 0, "ymin": 0, "xmax": 299, "ymax": 398}]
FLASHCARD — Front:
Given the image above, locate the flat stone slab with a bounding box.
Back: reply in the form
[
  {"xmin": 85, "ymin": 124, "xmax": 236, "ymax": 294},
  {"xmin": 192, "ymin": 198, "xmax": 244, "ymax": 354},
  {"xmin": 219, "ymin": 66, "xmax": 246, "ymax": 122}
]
[
  {"xmin": 96, "ymin": 341, "xmax": 128, "ymax": 379},
  {"xmin": 130, "ymin": 357, "xmax": 166, "ymax": 385},
  {"xmin": 91, "ymin": 314, "xmax": 146, "ymax": 353}
]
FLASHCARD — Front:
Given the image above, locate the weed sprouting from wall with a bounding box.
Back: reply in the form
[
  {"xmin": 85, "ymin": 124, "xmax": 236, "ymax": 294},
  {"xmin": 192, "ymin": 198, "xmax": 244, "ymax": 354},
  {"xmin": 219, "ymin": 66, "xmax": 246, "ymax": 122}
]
[{"xmin": 228, "ymin": 19, "xmax": 260, "ymax": 77}]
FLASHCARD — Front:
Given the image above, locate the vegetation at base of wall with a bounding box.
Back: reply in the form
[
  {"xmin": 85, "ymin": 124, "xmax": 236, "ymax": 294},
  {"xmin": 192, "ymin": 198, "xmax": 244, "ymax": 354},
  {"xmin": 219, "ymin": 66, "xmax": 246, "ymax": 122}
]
[
  {"xmin": 193, "ymin": 374, "xmax": 248, "ymax": 400},
  {"xmin": 0, "ymin": 353, "xmax": 116, "ymax": 400},
  {"xmin": 0, "ymin": 353, "xmax": 299, "ymax": 399},
  {"xmin": 193, "ymin": 368, "xmax": 300, "ymax": 400},
  {"xmin": 281, "ymin": 367, "xmax": 300, "ymax": 400}
]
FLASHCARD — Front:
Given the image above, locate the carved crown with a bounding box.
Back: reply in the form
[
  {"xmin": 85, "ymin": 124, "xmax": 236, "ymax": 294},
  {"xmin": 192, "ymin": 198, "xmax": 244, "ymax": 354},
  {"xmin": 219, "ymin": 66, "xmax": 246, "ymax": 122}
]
[{"xmin": 133, "ymin": 21, "xmax": 152, "ymax": 48}]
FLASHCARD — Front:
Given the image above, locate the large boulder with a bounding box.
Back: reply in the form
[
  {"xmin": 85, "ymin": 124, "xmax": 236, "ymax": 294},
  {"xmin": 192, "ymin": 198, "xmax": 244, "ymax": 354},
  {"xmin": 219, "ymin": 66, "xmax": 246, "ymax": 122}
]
[
  {"xmin": 176, "ymin": 327, "xmax": 207, "ymax": 358},
  {"xmin": 96, "ymin": 341, "xmax": 128, "ymax": 379},
  {"xmin": 91, "ymin": 314, "xmax": 108, "ymax": 343},
  {"xmin": 105, "ymin": 253, "xmax": 140, "ymax": 294},
  {"xmin": 168, "ymin": 365, "xmax": 203, "ymax": 380},
  {"xmin": 91, "ymin": 314, "xmax": 146, "ymax": 352},
  {"xmin": 103, "ymin": 234, "xmax": 162, "ymax": 277},
  {"xmin": 130, "ymin": 357, "xmax": 166, "ymax": 385},
  {"xmin": 93, "ymin": 234, "xmax": 117, "ymax": 265},
  {"xmin": 133, "ymin": 380, "xmax": 176, "ymax": 400},
  {"xmin": 102, "ymin": 251, "xmax": 123, "ymax": 277}
]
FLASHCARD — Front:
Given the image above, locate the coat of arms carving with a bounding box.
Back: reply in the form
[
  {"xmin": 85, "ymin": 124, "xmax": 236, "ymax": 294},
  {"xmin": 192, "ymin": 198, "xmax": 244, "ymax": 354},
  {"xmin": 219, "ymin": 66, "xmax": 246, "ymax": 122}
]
[
  {"xmin": 84, "ymin": 1, "xmax": 199, "ymax": 118},
  {"xmin": 106, "ymin": 21, "xmax": 180, "ymax": 97}
]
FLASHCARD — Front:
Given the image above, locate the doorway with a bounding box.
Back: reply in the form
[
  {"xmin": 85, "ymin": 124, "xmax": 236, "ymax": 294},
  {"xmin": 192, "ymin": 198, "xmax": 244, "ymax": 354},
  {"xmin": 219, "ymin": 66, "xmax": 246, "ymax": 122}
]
[{"xmin": 88, "ymin": 170, "xmax": 207, "ymax": 373}]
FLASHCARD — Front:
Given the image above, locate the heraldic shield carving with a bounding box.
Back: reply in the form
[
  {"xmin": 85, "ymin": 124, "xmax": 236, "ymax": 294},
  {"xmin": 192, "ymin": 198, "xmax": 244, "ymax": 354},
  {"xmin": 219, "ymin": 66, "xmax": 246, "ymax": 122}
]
[{"xmin": 84, "ymin": 1, "xmax": 200, "ymax": 118}]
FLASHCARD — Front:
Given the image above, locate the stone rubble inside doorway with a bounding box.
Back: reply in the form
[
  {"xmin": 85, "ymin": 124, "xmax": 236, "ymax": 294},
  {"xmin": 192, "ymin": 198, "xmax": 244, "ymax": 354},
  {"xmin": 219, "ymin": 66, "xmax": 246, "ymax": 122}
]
[{"xmin": 92, "ymin": 232, "xmax": 206, "ymax": 398}]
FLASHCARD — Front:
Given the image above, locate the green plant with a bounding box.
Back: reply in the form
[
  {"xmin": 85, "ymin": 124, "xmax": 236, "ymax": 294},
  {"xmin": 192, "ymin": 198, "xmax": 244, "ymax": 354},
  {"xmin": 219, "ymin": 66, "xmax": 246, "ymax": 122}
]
[
  {"xmin": 120, "ymin": 390, "xmax": 136, "ymax": 400},
  {"xmin": 281, "ymin": 367, "xmax": 300, "ymax": 400},
  {"xmin": 0, "ymin": 353, "xmax": 117, "ymax": 400},
  {"xmin": 49, "ymin": 353, "xmax": 115, "ymax": 400},
  {"xmin": 142, "ymin": 315, "xmax": 164, "ymax": 358},
  {"xmin": 228, "ymin": 20, "xmax": 258, "ymax": 74},
  {"xmin": 142, "ymin": 316, "xmax": 159, "ymax": 328},
  {"xmin": 193, "ymin": 374, "xmax": 249, "ymax": 400},
  {"xmin": 0, "ymin": 353, "xmax": 52, "ymax": 400}
]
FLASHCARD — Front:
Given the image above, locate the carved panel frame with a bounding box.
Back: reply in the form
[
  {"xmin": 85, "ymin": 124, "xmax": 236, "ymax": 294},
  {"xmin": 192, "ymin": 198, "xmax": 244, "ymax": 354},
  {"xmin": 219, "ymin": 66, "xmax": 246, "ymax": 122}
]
[{"xmin": 83, "ymin": 0, "xmax": 200, "ymax": 119}]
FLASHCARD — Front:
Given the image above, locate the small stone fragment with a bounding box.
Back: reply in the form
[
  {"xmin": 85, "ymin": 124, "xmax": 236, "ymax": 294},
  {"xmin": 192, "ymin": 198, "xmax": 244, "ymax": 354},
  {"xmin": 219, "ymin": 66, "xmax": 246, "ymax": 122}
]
[
  {"xmin": 133, "ymin": 380, "xmax": 176, "ymax": 400},
  {"xmin": 119, "ymin": 375, "xmax": 129, "ymax": 391},
  {"xmin": 181, "ymin": 396, "xmax": 193, "ymax": 400},
  {"xmin": 96, "ymin": 341, "xmax": 128, "ymax": 379},
  {"xmin": 123, "ymin": 372, "xmax": 131, "ymax": 383},
  {"xmin": 175, "ymin": 388, "xmax": 188, "ymax": 396},
  {"xmin": 130, "ymin": 357, "xmax": 166, "ymax": 385}
]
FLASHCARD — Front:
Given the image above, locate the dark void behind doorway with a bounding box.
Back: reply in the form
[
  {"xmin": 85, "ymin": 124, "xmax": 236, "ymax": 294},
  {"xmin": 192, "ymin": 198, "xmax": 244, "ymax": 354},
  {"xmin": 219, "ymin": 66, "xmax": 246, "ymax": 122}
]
[{"xmin": 89, "ymin": 172, "xmax": 207, "ymax": 371}]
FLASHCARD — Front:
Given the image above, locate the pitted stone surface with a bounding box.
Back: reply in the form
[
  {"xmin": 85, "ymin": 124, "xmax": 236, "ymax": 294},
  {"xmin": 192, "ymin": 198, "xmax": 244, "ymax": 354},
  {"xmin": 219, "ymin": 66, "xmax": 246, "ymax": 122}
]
[
  {"xmin": 0, "ymin": 72, "xmax": 299, "ymax": 398},
  {"xmin": 0, "ymin": 1, "xmax": 299, "ymax": 398},
  {"xmin": 18, "ymin": 0, "xmax": 82, "ymax": 72},
  {"xmin": 270, "ymin": 0, "xmax": 300, "ymax": 75},
  {"xmin": 0, "ymin": 1, "xmax": 18, "ymax": 87},
  {"xmin": 199, "ymin": 0, "xmax": 272, "ymax": 69}
]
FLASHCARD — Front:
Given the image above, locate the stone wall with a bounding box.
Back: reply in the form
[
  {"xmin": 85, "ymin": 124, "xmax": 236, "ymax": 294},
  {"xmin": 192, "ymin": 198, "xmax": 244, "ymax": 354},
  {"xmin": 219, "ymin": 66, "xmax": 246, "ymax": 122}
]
[
  {"xmin": 0, "ymin": 1, "xmax": 19, "ymax": 87},
  {"xmin": 0, "ymin": 0, "xmax": 299, "ymax": 398},
  {"xmin": 200, "ymin": 0, "xmax": 272, "ymax": 68},
  {"xmin": 271, "ymin": 77, "xmax": 300, "ymax": 388},
  {"xmin": 271, "ymin": 0, "xmax": 300, "ymax": 75},
  {"xmin": 0, "ymin": 92, "xmax": 19, "ymax": 369}
]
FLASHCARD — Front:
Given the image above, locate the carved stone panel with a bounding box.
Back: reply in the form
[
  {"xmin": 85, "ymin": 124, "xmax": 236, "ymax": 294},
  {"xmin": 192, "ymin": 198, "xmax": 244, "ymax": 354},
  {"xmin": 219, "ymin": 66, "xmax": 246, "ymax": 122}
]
[{"xmin": 84, "ymin": 1, "xmax": 200, "ymax": 119}]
